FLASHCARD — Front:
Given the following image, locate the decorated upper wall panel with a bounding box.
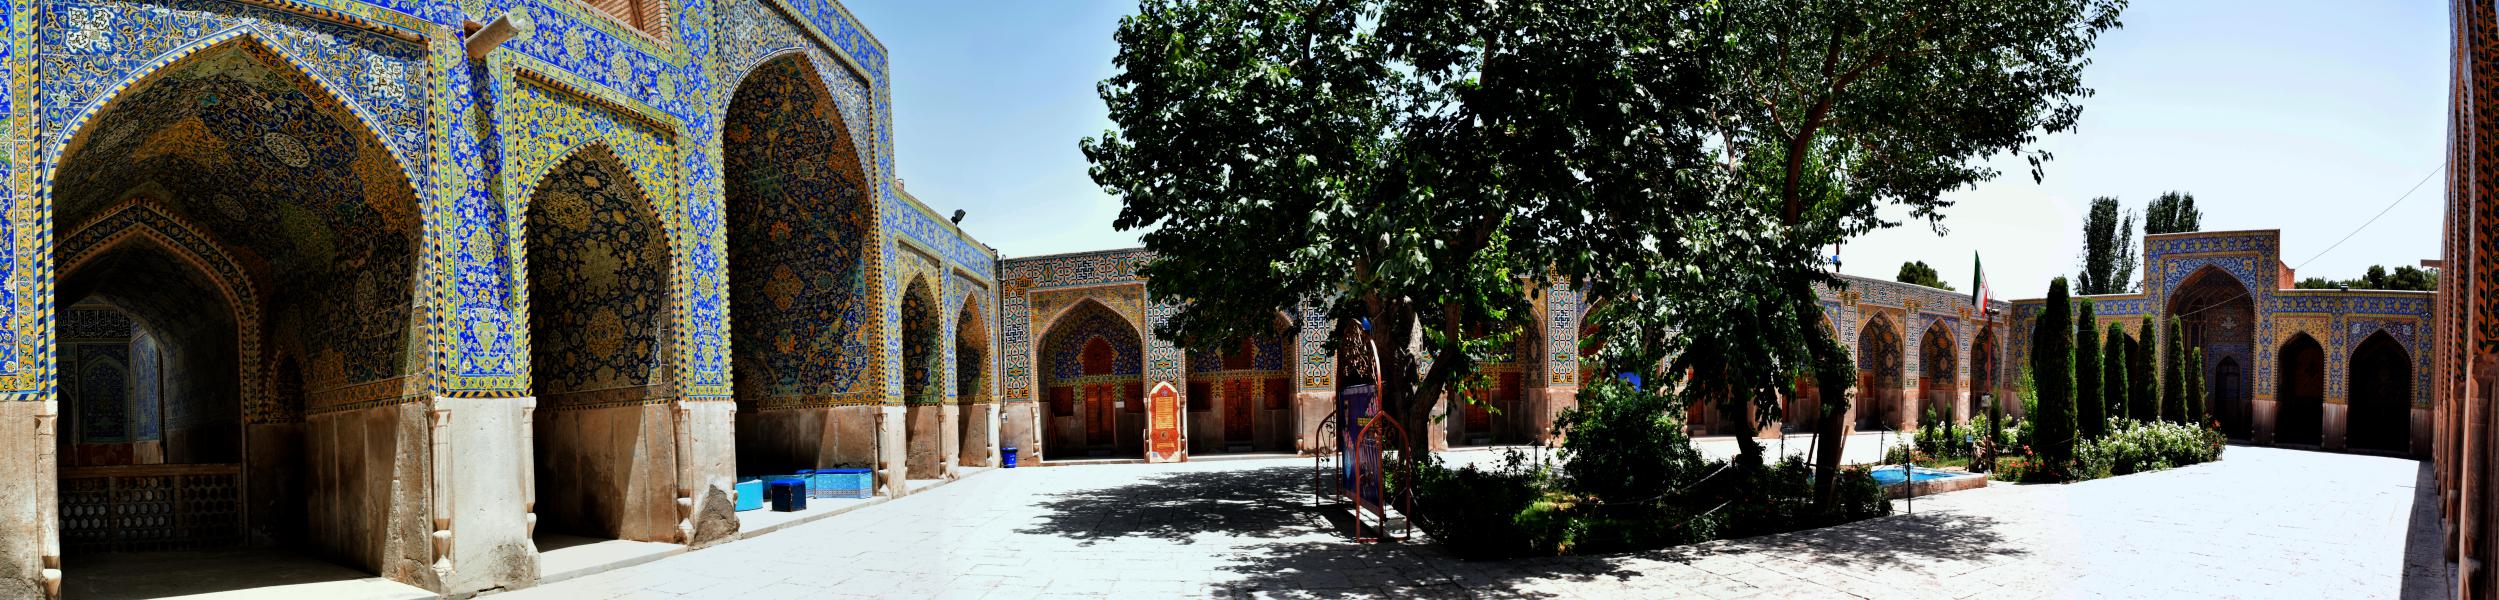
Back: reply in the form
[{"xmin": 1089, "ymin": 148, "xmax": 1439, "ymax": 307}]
[
  {"xmin": 1003, "ymin": 249, "xmax": 1152, "ymax": 293},
  {"xmin": 497, "ymin": 0, "xmax": 687, "ymax": 119},
  {"xmin": 767, "ymin": 0, "xmax": 884, "ymax": 85}
]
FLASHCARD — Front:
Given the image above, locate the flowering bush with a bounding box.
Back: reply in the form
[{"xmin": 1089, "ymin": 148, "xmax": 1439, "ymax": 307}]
[{"xmin": 2074, "ymin": 418, "xmax": 2226, "ymax": 478}]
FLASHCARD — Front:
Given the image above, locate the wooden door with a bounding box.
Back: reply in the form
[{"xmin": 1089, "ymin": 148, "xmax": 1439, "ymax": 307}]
[
  {"xmin": 1462, "ymin": 388, "xmax": 1492, "ymax": 434},
  {"xmin": 1225, "ymin": 380, "xmax": 1254, "ymax": 442},
  {"xmin": 1084, "ymin": 383, "xmax": 1115, "ymax": 445}
]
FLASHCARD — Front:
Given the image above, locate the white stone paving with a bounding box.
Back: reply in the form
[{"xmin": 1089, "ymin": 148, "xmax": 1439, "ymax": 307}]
[{"xmin": 501, "ymin": 444, "xmax": 2431, "ymax": 599}]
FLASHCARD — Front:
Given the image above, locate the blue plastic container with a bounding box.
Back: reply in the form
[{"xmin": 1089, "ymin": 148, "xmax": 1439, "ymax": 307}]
[
  {"xmin": 813, "ymin": 468, "xmax": 874, "ymax": 499},
  {"xmin": 768, "ymin": 478, "xmax": 808, "ymax": 512},
  {"xmin": 734, "ymin": 478, "xmax": 764, "ymax": 512},
  {"xmin": 1002, "ymin": 447, "xmax": 1019, "ymax": 468}
]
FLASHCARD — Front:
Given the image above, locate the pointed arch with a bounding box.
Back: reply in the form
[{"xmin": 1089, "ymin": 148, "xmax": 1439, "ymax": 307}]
[
  {"xmin": 57, "ymin": 200, "xmax": 266, "ymax": 422},
  {"xmin": 1856, "ymin": 313, "xmax": 1905, "ymax": 430},
  {"xmin": 1919, "ymin": 320, "xmax": 1959, "ymax": 423},
  {"xmin": 512, "ymin": 142, "xmax": 680, "ymax": 243},
  {"xmin": 717, "ymin": 49, "xmax": 878, "ymax": 180},
  {"xmin": 2348, "ymin": 330, "xmax": 2413, "ymax": 452},
  {"xmin": 2276, "ymin": 332, "xmax": 2326, "ymax": 445},
  {"xmin": 519, "ymin": 144, "xmax": 678, "ymax": 405},
  {"xmin": 46, "ymin": 29, "xmax": 423, "ymax": 198}
]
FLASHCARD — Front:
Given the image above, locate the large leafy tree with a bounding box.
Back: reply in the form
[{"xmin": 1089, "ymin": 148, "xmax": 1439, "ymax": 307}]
[
  {"xmin": 2076, "ymin": 196, "xmax": 2137, "ymax": 295},
  {"xmin": 1086, "ymin": 0, "xmax": 2127, "ymax": 505},
  {"xmin": 1700, "ymin": 0, "xmax": 2125, "ymax": 502},
  {"xmin": 1085, "ymin": 0, "xmax": 1722, "ymax": 464}
]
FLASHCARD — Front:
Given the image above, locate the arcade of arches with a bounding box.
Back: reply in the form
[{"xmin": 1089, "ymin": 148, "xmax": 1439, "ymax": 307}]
[{"xmin": 0, "ymin": 2, "xmax": 1009, "ymax": 595}]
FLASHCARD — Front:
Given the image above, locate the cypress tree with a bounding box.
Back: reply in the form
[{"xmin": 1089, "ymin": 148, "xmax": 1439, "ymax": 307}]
[
  {"xmin": 2186, "ymin": 347, "xmax": 2206, "ymax": 426},
  {"xmin": 2162, "ymin": 317, "xmax": 2185, "ymax": 423},
  {"xmin": 2031, "ymin": 279, "xmax": 2076, "ymax": 475},
  {"xmin": 2075, "ymin": 300, "xmax": 2104, "ymax": 439},
  {"xmin": 2104, "ymin": 324, "xmax": 2128, "ymax": 422},
  {"xmin": 2132, "ymin": 316, "xmax": 2158, "ymax": 421}
]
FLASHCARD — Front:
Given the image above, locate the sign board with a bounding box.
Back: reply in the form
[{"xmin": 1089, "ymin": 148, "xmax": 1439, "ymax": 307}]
[{"xmin": 1145, "ymin": 381, "xmax": 1186, "ymax": 463}]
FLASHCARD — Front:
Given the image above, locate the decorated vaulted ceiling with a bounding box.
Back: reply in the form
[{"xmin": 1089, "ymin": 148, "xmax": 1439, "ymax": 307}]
[
  {"xmin": 725, "ymin": 53, "xmax": 879, "ymax": 407},
  {"xmin": 55, "ymin": 43, "xmax": 419, "ymax": 279},
  {"xmin": 52, "ymin": 42, "xmax": 421, "ymax": 388}
]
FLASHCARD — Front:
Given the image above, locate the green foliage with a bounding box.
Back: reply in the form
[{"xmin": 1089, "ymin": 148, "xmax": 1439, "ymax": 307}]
[
  {"xmin": 2075, "ymin": 299, "xmax": 2104, "ymax": 439},
  {"xmin": 2145, "ymin": 191, "xmax": 2201, "ymax": 234},
  {"xmin": 1411, "ymin": 452, "xmax": 1558, "ymax": 558},
  {"xmin": 2072, "ymin": 418, "xmax": 2227, "ymax": 479},
  {"xmin": 2030, "ymin": 279, "xmax": 2076, "ymax": 478},
  {"xmin": 1896, "ymin": 261, "xmax": 1955, "ymax": 291},
  {"xmin": 2015, "ymin": 366, "xmax": 2038, "ymax": 454},
  {"xmin": 1087, "ymin": 0, "xmax": 1729, "ymax": 456},
  {"xmin": 2103, "ymin": 325, "xmax": 2129, "ymax": 422},
  {"xmin": 2132, "ymin": 316, "xmax": 2158, "ymax": 421},
  {"xmin": 2162, "ymin": 317, "xmax": 2185, "ymax": 423},
  {"xmin": 2185, "ymin": 347, "xmax": 2205, "ymax": 424},
  {"xmin": 1412, "ymin": 396, "xmax": 1896, "ymax": 557},
  {"xmin": 1091, "ymin": 0, "xmax": 2127, "ymax": 514},
  {"xmin": 1554, "ymin": 377, "xmax": 1710, "ymax": 503},
  {"xmin": 2077, "ymin": 197, "xmax": 2138, "ymax": 295},
  {"xmin": 2296, "ymin": 265, "xmax": 2440, "ymax": 291}
]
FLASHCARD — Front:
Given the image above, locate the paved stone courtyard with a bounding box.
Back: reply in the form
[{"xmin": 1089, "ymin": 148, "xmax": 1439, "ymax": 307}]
[{"xmin": 504, "ymin": 445, "xmax": 2432, "ymax": 599}]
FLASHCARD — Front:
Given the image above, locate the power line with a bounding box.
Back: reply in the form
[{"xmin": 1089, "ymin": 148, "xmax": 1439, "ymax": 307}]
[{"xmin": 2292, "ymin": 165, "xmax": 2443, "ymax": 270}]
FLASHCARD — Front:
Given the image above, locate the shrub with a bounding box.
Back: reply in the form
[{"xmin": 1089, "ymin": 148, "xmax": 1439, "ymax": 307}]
[
  {"xmin": 2076, "ymin": 418, "xmax": 2226, "ymax": 477},
  {"xmin": 1411, "ymin": 451, "xmax": 1565, "ymax": 558},
  {"xmin": 1554, "ymin": 377, "xmax": 1709, "ymax": 504}
]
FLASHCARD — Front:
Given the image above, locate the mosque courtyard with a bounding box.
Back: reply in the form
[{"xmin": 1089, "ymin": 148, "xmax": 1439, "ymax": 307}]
[{"xmin": 486, "ymin": 445, "xmax": 2433, "ymax": 600}]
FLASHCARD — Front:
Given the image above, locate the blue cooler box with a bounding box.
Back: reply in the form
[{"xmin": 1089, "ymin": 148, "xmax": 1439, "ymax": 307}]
[
  {"xmin": 812, "ymin": 468, "xmax": 874, "ymax": 499},
  {"xmin": 734, "ymin": 478, "xmax": 764, "ymax": 512},
  {"xmin": 768, "ymin": 478, "xmax": 808, "ymax": 512}
]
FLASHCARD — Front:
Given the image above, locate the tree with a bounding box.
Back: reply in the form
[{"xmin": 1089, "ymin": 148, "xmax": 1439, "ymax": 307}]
[
  {"xmin": 2075, "ymin": 299, "xmax": 2104, "ymax": 439},
  {"xmin": 2145, "ymin": 191, "xmax": 2201, "ymax": 234},
  {"xmin": 1702, "ymin": 0, "xmax": 2125, "ymax": 505},
  {"xmin": 2103, "ymin": 323, "xmax": 2128, "ymax": 422},
  {"xmin": 2296, "ymin": 265, "xmax": 2440, "ymax": 291},
  {"xmin": 1896, "ymin": 261, "xmax": 1954, "ymax": 291},
  {"xmin": 2076, "ymin": 197, "xmax": 2138, "ymax": 295},
  {"xmin": 2185, "ymin": 347, "xmax": 2205, "ymax": 426},
  {"xmin": 1089, "ymin": 0, "xmax": 2128, "ymax": 509},
  {"xmin": 2031, "ymin": 279, "xmax": 2077, "ymax": 475},
  {"xmin": 2392, "ymin": 265, "xmax": 2441, "ymax": 290},
  {"xmin": 2131, "ymin": 316, "xmax": 2157, "ymax": 421},
  {"xmin": 1086, "ymin": 0, "xmax": 1728, "ymax": 471},
  {"xmin": 2161, "ymin": 317, "xmax": 2185, "ymax": 423}
]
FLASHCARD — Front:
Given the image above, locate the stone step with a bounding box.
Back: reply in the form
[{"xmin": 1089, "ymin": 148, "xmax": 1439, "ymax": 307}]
[{"xmin": 1348, "ymin": 503, "xmax": 1408, "ymax": 539}]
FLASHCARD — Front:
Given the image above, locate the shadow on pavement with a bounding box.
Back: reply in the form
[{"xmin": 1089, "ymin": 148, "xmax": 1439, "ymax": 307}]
[
  {"xmin": 1681, "ymin": 510, "xmax": 2030, "ymax": 570},
  {"xmin": 1017, "ymin": 465, "xmax": 1320, "ymax": 546},
  {"xmin": 1016, "ymin": 464, "xmax": 1632, "ymax": 598}
]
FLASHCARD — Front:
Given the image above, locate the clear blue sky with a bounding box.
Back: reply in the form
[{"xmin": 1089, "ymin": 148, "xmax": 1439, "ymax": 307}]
[{"xmin": 850, "ymin": 1, "xmax": 2450, "ymax": 294}]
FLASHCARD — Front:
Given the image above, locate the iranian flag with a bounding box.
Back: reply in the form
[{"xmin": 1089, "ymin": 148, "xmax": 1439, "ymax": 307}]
[{"xmin": 1971, "ymin": 252, "xmax": 1991, "ymax": 308}]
